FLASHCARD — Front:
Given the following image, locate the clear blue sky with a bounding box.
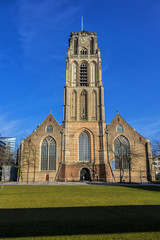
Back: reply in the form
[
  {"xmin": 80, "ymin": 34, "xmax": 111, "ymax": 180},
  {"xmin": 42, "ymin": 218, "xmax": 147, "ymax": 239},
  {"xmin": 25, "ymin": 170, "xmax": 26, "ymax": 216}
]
[{"xmin": 0, "ymin": 0, "xmax": 160, "ymax": 146}]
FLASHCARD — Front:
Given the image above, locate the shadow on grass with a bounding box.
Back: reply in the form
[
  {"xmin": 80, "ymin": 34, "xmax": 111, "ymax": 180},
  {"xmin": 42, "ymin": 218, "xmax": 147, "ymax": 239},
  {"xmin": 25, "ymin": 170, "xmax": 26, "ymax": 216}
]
[
  {"xmin": 121, "ymin": 185, "xmax": 160, "ymax": 192},
  {"xmin": 86, "ymin": 182, "xmax": 160, "ymax": 192},
  {"xmin": 1, "ymin": 205, "xmax": 160, "ymax": 238}
]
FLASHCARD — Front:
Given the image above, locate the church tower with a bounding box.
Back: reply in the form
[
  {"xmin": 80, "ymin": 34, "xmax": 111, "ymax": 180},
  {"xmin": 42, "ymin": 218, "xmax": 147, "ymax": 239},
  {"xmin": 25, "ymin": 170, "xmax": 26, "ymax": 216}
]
[{"xmin": 62, "ymin": 30, "xmax": 107, "ymax": 181}]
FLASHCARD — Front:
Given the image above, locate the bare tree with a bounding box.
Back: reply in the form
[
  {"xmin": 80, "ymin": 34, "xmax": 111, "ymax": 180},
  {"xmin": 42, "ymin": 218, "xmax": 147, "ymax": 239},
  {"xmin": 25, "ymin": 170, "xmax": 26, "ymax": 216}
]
[
  {"xmin": 19, "ymin": 139, "xmax": 39, "ymax": 183},
  {"xmin": 0, "ymin": 144, "xmax": 15, "ymax": 181},
  {"xmin": 152, "ymin": 140, "xmax": 160, "ymax": 156},
  {"xmin": 152, "ymin": 140, "xmax": 160, "ymax": 177},
  {"xmin": 109, "ymin": 136, "xmax": 145, "ymax": 183}
]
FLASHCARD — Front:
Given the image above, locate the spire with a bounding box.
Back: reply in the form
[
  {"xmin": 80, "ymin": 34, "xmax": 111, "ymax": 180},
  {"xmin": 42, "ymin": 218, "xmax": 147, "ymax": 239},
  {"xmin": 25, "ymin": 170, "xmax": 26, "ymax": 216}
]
[
  {"xmin": 81, "ymin": 16, "xmax": 83, "ymax": 31},
  {"xmin": 49, "ymin": 109, "xmax": 52, "ymax": 114},
  {"xmin": 116, "ymin": 110, "xmax": 119, "ymax": 114}
]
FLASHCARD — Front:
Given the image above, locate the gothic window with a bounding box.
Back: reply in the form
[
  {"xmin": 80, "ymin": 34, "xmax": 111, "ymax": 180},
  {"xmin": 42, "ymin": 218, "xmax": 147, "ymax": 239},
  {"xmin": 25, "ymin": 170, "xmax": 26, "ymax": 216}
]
[
  {"xmin": 74, "ymin": 38, "xmax": 78, "ymax": 54},
  {"xmin": 71, "ymin": 90, "xmax": 76, "ymax": 120},
  {"xmin": 92, "ymin": 90, "xmax": 97, "ymax": 120},
  {"xmin": 80, "ymin": 62, "xmax": 88, "ymax": 86},
  {"xmin": 79, "ymin": 132, "xmax": 89, "ymax": 162},
  {"xmin": 46, "ymin": 125, "xmax": 53, "ymax": 133},
  {"xmin": 41, "ymin": 136, "xmax": 56, "ymax": 171},
  {"xmin": 80, "ymin": 90, "xmax": 87, "ymax": 120},
  {"xmin": 114, "ymin": 135, "xmax": 130, "ymax": 170},
  {"xmin": 117, "ymin": 125, "xmax": 124, "ymax": 132},
  {"xmin": 71, "ymin": 62, "xmax": 77, "ymax": 87},
  {"xmin": 90, "ymin": 62, "xmax": 96, "ymax": 87},
  {"xmin": 81, "ymin": 48, "xmax": 88, "ymax": 55},
  {"xmin": 90, "ymin": 37, "xmax": 94, "ymax": 54}
]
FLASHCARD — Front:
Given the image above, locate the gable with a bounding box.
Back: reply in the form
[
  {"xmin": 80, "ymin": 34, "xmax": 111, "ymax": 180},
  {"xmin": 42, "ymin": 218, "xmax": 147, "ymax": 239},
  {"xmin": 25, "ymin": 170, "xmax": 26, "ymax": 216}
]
[
  {"xmin": 107, "ymin": 114, "xmax": 147, "ymax": 142},
  {"xmin": 24, "ymin": 113, "xmax": 62, "ymax": 141}
]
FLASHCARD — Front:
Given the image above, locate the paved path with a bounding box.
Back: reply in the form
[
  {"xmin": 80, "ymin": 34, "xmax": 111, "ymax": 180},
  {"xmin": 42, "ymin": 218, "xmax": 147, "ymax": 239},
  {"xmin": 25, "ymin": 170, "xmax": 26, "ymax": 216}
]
[{"xmin": 1, "ymin": 181, "xmax": 160, "ymax": 187}]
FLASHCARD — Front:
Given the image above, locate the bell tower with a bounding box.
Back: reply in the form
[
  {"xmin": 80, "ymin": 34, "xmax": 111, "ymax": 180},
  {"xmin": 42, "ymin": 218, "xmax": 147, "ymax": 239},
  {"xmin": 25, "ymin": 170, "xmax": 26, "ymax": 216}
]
[{"xmin": 62, "ymin": 30, "xmax": 106, "ymax": 181}]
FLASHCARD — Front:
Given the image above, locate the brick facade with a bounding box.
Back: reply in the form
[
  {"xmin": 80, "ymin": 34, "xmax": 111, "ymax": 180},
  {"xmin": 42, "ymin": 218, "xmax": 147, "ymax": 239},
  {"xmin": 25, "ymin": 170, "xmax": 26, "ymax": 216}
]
[{"xmin": 19, "ymin": 30, "xmax": 154, "ymax": 183}]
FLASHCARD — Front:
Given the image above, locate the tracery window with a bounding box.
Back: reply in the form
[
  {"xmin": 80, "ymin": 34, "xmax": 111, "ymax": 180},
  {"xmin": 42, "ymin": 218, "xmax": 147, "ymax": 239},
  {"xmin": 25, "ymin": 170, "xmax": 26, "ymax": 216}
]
[
  {"xmin": 41, "ymin": 136, "xmax": 56, "ymax": 171},
  {"xmin": 80, "ymin": 62, "xmax": 88, "ymax": 86},
  {"xmin": 114, "ymin": 135, "xmax": 130, "ymax": 170},
  {"xmin": 92, "ymin": 90, "xmax": 97, "ymax": 120},
  {"xmin": 46, "ymin": 125, "xmax": 53, "ymax": 133},
  {"xmin": 80, "ymin": 90, "xmax": 87, "ymax": 120},
  {"xmin": 117, "ymin": 125, "xmax": 124, "ymax": 132},
  {"xmin": 81, "ymin": 48, "xmax": 88, "ymax": 55},
  {"xmin": 79, "ymin": 132, "xmax": 89, "ymax": 162}
]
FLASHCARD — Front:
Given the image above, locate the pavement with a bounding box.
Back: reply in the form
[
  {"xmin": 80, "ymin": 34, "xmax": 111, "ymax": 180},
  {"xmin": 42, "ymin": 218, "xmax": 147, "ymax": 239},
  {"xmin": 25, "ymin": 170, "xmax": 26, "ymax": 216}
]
[{"xmin": 1, "ymin": 181, "xmax": 160, "ymax": 187}]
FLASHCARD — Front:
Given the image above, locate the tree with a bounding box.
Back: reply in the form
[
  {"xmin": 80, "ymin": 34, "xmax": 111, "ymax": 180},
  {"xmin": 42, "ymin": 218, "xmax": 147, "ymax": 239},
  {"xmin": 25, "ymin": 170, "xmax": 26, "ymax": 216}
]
[
  {"xmin": 109, "ymin": 136, "xmax": 145, "ymax": 183},
  {"xmin": 19, "ymin": 138, "xmax": 39, "ymax": 183},
  {"xmin": 0, "ymin": 143, "xmax": 15, "ymax": 181},
  {"xmin": 152, "ymin": 140, "xmax": 160, "ymax": 176},
  {"xmin": 152, "ymin": 140, "xmax": 160, "ymax": 156}
]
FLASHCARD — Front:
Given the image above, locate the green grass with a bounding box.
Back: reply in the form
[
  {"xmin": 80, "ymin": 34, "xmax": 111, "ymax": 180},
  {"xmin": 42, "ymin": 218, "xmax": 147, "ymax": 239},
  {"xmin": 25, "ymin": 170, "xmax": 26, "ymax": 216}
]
[{"xmin": 0, "ymin": 184, "xmax": 160, "ymax": 239}]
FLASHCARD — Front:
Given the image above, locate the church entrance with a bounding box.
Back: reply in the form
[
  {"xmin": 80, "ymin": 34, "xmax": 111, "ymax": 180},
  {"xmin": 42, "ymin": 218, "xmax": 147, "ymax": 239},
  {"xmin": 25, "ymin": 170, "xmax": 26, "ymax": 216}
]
[{"xmin": 80, "ymin": 168, "xmax": 91, "ymax": 181}]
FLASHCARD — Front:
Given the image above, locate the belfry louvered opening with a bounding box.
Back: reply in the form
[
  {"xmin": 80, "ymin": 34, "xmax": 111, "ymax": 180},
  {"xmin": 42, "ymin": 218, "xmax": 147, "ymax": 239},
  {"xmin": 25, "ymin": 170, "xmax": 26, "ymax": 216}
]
[
  {"xmin": 80, "ymin": 62, "xmax": 88, "ymax": 86},
  {"xmin": 41, "ymin": 136, "xmax": 56, "ymax": 171}
]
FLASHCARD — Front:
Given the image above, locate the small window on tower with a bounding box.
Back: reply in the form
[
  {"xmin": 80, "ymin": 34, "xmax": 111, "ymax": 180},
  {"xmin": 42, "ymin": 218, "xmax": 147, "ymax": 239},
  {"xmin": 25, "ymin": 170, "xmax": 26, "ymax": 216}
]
[{"xmin": 81, "ymin": 48, "xmax": 88, "ymax": 55}]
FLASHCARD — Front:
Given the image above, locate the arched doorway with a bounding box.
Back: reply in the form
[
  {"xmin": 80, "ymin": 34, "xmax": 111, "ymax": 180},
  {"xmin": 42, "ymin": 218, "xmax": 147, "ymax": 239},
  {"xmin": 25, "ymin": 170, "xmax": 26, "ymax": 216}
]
[{"xmin": 80, "ymin": 168, "xmax": 91, "ymax": 181}]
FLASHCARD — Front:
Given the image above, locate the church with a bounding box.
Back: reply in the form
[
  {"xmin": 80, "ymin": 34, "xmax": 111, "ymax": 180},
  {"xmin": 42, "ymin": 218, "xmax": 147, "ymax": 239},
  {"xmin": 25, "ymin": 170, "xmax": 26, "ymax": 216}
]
[{"xmin": 19, "ymin": 30, "xmax": 154, "ymax": 183}]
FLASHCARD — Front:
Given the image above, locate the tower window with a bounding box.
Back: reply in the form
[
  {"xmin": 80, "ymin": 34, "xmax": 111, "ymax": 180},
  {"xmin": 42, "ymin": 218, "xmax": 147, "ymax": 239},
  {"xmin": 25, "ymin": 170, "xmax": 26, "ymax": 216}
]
[
  {"xmin": 80, "ymin": 62, "xmax": 88, "ymax": 86},
  {"xmin": 80, "ymin": 90, "xmax": 87, "ymax": 120},
  {"xmin": 81, "ymin": 48, "xmax": 88, "ymax": 55},
  {"xmin": 79, "ymin": 132, "xmax": 89, "ymax": 162},
  {"xmin": 41, "ymin": 136, "xmax": 56, "ymax": 171}
]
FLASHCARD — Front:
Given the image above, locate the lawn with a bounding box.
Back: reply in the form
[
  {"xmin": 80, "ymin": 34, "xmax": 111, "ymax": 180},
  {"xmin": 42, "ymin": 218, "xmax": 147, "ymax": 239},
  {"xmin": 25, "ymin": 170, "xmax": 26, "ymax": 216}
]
[{"xmin": 0, "ymin": 184, "xmax": 160, "ymax": 240}]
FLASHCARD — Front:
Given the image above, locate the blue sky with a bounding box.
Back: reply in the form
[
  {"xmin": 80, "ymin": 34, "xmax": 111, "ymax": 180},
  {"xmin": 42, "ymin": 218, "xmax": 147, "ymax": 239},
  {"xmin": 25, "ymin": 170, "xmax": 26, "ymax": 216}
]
[{"xmin": 0, "ymin": 0, "xmax": 160, "ymax": 146}]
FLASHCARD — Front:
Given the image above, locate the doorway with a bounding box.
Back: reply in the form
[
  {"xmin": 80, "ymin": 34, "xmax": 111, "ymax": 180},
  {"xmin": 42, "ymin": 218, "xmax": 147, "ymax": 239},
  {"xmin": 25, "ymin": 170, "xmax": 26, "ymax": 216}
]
[{"xmin": 80, "ymin": 168, "xmax": 91, "ymax": 181}]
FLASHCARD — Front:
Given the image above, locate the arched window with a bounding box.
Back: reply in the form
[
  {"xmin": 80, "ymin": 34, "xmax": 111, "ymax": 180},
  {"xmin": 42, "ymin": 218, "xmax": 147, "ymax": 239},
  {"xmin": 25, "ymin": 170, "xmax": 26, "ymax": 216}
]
[
  {"xmin": 80, "ymin": 62, "xmax": 88, "ymax": 86},
  {"xmin": 81, "ymin": 47, "xmax": 88, "ymax": 55},
  {"xmin": 71, "ymin": 90, "xmax": 76, "ymax": 120},
  {"xmin": 41, "ymin": 136, "xmax": 56, "ymax": 171},
  {"xmin": 114, "ymin": 135, "xmax": 130, "ymax": 170},
  {"xmin": 46, "ymin": 125, "xmax": 53, "ymax": 133},
  {"xmin": 92, "ymin": 90, "xmax": 97, "ymax": 120},
  {"xmin": 90, "ymin": 37, "xmax": 94, "ymax": 54},
  {"xmin": 71, "ymin": 62, "xmax": 77, "ymax": 87},
  {"xmin": 80, "ymin": 90, "xmax": 87, "ymax": 120},
  {"xmin": 74, "ymin": 38, "xmax": 78, "ymax": 54},
  {"xmin": 90, "ymin": 62, "xmax": 96, "ymax": 86},
  {"xmin": 117, "ymin": 125, "xmax": 124, "ymax": 132},
  {"xmin": 79, "ymin": 132, "xmax": 89, "ymax": 162}
]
